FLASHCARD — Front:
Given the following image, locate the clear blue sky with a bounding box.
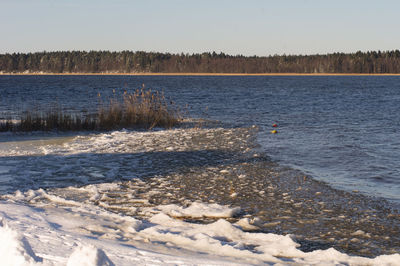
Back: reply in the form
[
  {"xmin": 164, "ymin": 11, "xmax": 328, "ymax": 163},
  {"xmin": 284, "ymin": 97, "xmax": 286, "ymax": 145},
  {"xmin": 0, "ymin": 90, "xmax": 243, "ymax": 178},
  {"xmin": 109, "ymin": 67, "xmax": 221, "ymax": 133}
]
[{"xmin": 1, "ymin": 0, "xmax": 399, "ymax": 56}]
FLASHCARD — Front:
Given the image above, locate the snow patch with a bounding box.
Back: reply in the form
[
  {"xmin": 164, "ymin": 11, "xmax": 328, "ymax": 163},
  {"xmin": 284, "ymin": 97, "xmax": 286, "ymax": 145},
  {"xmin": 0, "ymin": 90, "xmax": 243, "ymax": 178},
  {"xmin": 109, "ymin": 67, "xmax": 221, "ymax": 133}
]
[
  {"xmin": 67, "ymin": 245, "xmax": 114, "ymax": 266},
  {"xmin": 0, "ymin": 218, "xmax": 42, "ymax": 266},
  {"xmin": 1, "ymin": 200, "xmax": 400, "ymax": 265}
]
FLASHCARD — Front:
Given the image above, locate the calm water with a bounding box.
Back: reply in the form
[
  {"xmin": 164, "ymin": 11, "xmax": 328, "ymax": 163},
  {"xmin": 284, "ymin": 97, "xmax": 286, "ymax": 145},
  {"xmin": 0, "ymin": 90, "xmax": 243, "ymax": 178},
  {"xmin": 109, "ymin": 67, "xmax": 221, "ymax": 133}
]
[{"xmin": 1, "ymin": 75, "xmax": 400, "ymax": 203}]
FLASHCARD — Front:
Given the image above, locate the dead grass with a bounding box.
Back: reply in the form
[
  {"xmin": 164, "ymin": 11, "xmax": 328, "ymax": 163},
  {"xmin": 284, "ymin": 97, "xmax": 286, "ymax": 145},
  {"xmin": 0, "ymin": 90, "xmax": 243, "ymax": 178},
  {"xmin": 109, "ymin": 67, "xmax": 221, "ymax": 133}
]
[
  {"xmin": 98, "ymin": 88, "xmax": 180, "ymax": 130},
  {"xmin": 0, "ymin": 87, "xmax": 181, "ymax": 132}
]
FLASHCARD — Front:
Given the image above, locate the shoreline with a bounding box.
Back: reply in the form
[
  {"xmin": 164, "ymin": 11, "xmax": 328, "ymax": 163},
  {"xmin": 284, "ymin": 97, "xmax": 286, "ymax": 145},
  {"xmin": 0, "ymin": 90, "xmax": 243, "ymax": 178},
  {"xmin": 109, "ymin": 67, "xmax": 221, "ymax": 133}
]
[
  {"xmin": 2, "ymin": 72, "xmax": 400, "ymax": 76},
  {"xmin": 0, "ymin": 127, "xmax": 399, "ymax": 264}
]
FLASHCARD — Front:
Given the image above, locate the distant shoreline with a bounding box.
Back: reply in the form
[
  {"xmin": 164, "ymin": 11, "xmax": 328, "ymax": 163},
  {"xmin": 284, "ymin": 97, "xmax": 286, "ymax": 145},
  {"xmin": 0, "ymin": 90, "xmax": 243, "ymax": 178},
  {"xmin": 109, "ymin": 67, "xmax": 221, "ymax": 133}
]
[{"xmin": 2, "ymin": 72, "xmax": 400, "ymax": 76}]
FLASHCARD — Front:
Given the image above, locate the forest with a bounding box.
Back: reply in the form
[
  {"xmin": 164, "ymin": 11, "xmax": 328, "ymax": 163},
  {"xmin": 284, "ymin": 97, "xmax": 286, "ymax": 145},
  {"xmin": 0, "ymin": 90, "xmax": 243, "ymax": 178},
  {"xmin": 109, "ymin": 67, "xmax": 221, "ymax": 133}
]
[{"xmin": 1, "ymin": 50, "xmax": 400, "ymax": 74}]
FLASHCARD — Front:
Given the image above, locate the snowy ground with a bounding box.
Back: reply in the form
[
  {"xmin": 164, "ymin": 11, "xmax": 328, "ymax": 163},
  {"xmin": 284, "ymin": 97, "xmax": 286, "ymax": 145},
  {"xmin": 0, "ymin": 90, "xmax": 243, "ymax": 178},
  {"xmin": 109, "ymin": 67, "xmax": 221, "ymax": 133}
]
[
  {"xmin": 0, "ymin": 128, "xmax": 399, "ymax": 265},
  {"xmin": 1, "ymin": 199, "xmax": 399, "ymax": 266}
]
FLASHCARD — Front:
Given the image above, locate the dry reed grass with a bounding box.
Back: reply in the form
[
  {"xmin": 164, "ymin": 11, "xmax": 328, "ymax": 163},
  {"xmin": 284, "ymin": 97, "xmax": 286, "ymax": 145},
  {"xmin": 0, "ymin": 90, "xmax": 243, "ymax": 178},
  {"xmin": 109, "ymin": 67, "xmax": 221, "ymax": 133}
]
[
  {"xmin": 0, "ymin": 87, "xmax": 181, "ymax": 132},
  {"xmin": 98, "ymin": 87, "xmax": 180, "ymax": 130}
]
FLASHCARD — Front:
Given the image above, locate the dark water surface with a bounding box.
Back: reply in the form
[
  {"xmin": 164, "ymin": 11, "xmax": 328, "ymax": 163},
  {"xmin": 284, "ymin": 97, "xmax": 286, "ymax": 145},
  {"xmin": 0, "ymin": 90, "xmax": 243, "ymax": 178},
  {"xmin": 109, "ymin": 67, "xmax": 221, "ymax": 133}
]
[{"xmin": 1, "ymin": 75, "xmax": 400, "ymax": 204}]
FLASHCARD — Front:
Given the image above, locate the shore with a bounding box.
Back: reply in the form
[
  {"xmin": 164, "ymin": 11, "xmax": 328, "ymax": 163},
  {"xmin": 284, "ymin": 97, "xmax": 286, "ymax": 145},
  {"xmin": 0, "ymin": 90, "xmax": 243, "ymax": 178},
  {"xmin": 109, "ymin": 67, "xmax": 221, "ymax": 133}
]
[
  {"xmin": 0, "ymin": 126, "xmax": 399, "ymax": 265},
  {"xmin": 2, "ymin": 72, "xmax": 400, "ymax": 76}
]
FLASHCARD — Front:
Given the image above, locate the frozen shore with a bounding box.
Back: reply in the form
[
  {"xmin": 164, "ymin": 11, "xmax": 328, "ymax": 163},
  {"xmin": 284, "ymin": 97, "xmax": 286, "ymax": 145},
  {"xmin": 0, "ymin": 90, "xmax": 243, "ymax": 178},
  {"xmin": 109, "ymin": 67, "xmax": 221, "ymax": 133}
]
[
  {"xmin": 0, "ymin": 127, "xmax": 399, "ymax": 265},
  {"xmin": 1, "ymin": 200, "xmax": 399, "ymax": 265}
]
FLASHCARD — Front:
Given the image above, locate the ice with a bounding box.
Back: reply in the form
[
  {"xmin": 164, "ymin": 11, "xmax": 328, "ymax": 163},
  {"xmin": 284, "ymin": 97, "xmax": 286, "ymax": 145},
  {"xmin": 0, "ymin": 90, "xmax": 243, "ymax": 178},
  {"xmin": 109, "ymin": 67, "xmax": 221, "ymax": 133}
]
[
  {"xmin": 0, "ymin": 128, "xmax": 399, "ymax": 265},
  {"xmin": 153, "ymin": 202, "xmax": 241, "ymax": 218},
  {"xmin": 235, "ymin": 218, "xmax": 259, "ymax": 231},
  {"xmin": 351, "ymin": 229, "xmax": 371, "ymax": 238},
  {"xmin": 143, "ymin": 213, "xmax": 295, "ymax": 263}
]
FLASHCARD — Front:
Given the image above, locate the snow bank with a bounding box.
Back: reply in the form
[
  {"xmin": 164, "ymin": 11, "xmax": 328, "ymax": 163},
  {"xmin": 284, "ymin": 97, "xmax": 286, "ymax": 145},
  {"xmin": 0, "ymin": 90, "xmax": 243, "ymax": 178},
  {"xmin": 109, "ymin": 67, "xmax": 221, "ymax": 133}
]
[
  {"xmin": 67, "ymin": 245, "xmax": 114, "ymax": 266},
  {"xmin": 1, "ymin": 199, "xmax": 400, "ymax": 265},
  {"xmin": 0, "ymin": 219, "xmax": 42, "ymax": 266}
]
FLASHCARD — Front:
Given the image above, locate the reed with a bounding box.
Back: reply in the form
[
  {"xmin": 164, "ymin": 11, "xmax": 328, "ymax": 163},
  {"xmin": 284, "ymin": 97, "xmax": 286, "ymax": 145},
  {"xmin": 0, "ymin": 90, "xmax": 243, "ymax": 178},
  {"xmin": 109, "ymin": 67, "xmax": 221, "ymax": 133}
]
[
  {"xmin": 98, "ymin": 87, "xmax": 180, "ymax": 130},
  {"xmin": 0, "ymin": 88, "xmax": 181, "ymax": 132},
  {"xmin": 0, "ymin": 118, "xmax": 14, "ymax": 132}
]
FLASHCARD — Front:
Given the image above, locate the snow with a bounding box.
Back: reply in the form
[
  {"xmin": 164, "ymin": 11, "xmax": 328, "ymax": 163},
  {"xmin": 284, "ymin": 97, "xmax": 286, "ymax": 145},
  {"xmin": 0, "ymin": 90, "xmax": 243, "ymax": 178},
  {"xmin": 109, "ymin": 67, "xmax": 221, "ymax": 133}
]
[
  {"xmin": 0, "ymin": 201, "xmax": 253, "ymax": 265},
  {"xmin": 0, "ymin": 219, "xmax": 42, "ymax": 266},
  {"xmin": 67, "ymin": 245, "xmax": 114, "ymax": 266},
  {"xmin": 1, "ymin": 199, "xmax": 400, "ymax": 266}
]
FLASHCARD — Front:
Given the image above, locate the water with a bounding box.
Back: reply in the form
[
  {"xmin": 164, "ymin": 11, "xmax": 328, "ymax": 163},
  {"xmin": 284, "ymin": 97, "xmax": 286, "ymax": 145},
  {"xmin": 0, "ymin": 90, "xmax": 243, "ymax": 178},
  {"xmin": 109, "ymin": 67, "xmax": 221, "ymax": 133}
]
[{"xmin": 1, "ymin": 75, "xmax": 399, "ymax": 203}]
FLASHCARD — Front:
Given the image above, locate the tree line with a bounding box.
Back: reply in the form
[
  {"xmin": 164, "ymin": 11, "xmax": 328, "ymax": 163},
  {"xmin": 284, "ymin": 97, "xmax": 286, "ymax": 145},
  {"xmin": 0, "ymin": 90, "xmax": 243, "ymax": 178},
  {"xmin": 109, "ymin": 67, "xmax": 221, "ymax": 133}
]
[{"xmin": 1, "ymin": 50, "xmax": 400, "ymax": 73}]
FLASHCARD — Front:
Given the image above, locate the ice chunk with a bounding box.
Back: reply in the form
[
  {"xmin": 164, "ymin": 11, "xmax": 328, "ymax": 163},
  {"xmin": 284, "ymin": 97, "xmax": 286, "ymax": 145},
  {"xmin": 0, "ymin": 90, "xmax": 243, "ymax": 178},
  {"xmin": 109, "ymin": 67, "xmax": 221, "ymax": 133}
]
[
  {"xmin": 235, "ymin": 218, "xmax": 259, "ymax": 231},
  {"xmin": 155, "ymin": 202, "xmax": 241, "ymax": 218}
]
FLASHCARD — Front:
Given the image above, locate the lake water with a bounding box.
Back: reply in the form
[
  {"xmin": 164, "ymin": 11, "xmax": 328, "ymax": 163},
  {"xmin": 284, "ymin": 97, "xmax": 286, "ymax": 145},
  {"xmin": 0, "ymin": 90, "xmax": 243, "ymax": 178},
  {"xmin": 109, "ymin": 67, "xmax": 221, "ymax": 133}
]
[{"xmin": 1, "ymin": 75, "xmax": 399, "ymax": 204}]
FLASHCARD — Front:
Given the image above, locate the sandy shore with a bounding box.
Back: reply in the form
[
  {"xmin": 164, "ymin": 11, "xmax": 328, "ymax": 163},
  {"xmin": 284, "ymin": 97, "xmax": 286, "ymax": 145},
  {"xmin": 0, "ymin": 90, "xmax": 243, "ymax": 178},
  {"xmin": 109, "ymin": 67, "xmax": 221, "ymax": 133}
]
[{"xmin": 2, "ymin": 72, "xmax": 400, "ymax": 76}]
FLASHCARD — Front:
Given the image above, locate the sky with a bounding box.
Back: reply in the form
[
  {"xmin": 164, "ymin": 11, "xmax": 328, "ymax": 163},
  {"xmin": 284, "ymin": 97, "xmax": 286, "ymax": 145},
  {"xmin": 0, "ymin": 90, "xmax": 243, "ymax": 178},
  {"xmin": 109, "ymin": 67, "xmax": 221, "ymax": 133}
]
[{"xmin": 1, "ymin": 0, "xmax": 399, "ymax": 56}]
